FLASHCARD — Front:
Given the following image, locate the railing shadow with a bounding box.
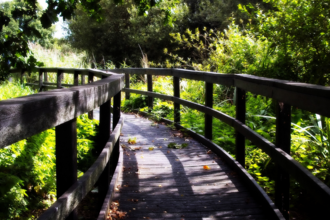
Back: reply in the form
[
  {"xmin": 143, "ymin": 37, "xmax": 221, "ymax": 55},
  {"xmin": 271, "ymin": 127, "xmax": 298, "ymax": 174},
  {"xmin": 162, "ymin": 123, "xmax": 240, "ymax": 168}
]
[{"xmin": 117, "ymin": 114, "xmax": 266, "ymax": 219}]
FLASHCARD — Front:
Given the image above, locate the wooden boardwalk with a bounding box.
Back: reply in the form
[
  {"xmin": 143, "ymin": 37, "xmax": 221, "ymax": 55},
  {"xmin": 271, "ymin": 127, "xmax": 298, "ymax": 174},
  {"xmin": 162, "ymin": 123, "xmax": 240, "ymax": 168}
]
[{"xmin": 114, "ymin": 113, "xmax": 270, "ymax": 219}]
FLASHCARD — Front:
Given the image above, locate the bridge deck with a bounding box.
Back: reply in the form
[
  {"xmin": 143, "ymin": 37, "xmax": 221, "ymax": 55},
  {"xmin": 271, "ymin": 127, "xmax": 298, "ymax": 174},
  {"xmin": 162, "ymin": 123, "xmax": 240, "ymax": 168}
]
[{"xmin": 114, "ymin": 113, "xmax": 270, "ymax": 219}]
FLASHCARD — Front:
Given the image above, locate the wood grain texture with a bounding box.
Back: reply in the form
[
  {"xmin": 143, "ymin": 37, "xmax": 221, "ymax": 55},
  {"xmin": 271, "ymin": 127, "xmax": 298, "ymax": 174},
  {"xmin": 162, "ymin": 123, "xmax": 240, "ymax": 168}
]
[
  {"xmin": 0, "ymin": 74, "xmax": 124, "ymax": 148},
  {"xmin": 123, "ymin": 89, "xmax": 330, "ymax": 206},
  {"xmin": 38, "ymin": 117, "xmax": 124, "ymax": 220},
  {"xmin": 111, "ymin": 113, "xmax": 279, "ymax": 219}
]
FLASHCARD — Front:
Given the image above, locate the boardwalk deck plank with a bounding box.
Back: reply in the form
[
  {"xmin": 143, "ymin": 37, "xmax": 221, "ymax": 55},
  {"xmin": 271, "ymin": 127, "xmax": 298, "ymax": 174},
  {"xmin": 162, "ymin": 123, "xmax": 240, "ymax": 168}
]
[{"xmin": 114, "ymin": 113, "xmax": 271, "ymax": 219}]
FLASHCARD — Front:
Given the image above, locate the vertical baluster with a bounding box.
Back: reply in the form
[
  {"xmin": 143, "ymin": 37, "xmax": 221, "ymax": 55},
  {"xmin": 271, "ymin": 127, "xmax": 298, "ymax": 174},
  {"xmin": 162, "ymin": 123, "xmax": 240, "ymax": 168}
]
[
  {"xmin": 235, "ymin": 87, "xmax": 246, "ymax": 166},
  {"xmin": 55, "ymin": 118, "xmax": 77, "ymax": 220},
  {"xmin": 57, "ymin": 70, "xmax": 63, "ymax": 88},
  {"xmin": 20, "ymin": 69, "xmax": 25, "ymax": 84},
  {"xmin": 205, "ymin": 82, "xmax": 213, "ymax": 140},
  {"xmin": 173, "ymin": 76, "xmax": 180, "ymax": 124},
  {"xmin": 275, "ymin": 102, "xmax": 291, "ymax": 219},
  {"xmin": 44, "ymin": 71, "xmax": 48, "ymax": 91},
  {"xmin": 39, "ymin": 69, "xmax": 43, "ymax": 92},
  {"xmin": 125, "ymin": 73, "xmax": 130, "ymax": 100},
  {"xmin": 74, "ymin": 71, "xmax": 79, "ymax": 86},
  {"xmin": 88, "ymin": 72, "xmax": 94, "ymax": 119},
  {"xmin": 44, "ymin": 71, "xmax": 48, "ymax": 82},
  {"xmin": 147, "ymin": 74, "xmax": 153, "ymax": 112},
  {"xmin": 113, "ymin": 91, "xmax": 121, "ymax": 130},
  {"xmin": 98, "ymin": 89, "xmax": 111, "ymax": 209},
  {"xmin": 81, "ymin": 74, "xmax": 85, "ymax": 85}
]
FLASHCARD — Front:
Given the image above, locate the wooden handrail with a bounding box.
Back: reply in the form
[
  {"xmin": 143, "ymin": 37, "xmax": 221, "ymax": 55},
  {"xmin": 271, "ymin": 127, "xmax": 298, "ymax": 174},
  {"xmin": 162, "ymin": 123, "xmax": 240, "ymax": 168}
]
[
  {"xmin": 1, "ymin": 68, "xmax": 124, "ymax": 220},
  {"xmin": 112, "ymin": 68, "xmax": 330, "ymax": 219}
]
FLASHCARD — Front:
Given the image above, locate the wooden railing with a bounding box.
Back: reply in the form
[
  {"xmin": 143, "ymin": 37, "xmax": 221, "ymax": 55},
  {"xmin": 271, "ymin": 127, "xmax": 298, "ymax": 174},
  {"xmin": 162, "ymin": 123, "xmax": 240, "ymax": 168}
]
[
  {"xmin": 1, "ymin": 68, "xmax": 124, "ymax": 220},
  {"xmin": 110, "ymin": 68, "xmax": 330, "ymax": 219}
]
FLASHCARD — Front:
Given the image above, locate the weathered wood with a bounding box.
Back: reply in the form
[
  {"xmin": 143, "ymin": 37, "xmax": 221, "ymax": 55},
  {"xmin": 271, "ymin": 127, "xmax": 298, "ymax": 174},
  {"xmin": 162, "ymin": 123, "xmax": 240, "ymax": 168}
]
[
  {"xmin": 109, "ymin": 113, "xmax": 282, "ymax": 220},
  {"xmin": 55, "ymin": 118, "xmax": 78, "ymax": 220},
  {"xmin": 173, "ymin": 76, "xmax": 180, "ymax": 124},
  {"xmin": 235, "ymin": 87, "xmax": 246, "ymax": 167},
  {"xmin": 125, "ymin": 73, "xmax": 130, "ymax": 100},
  {"xmin": 74, "ymin": 71, "xmax": 79, "ymax": 86},
  {"xmin": 44, "ymin": 71, "xmax": 48, "ymax": 82},
  {"xmin": 97, "ymin": 133, "xmax": 124, "ymax": 220},
  {"xmin": 20, "ymin": 69, "xmax": 25, "ymax": 84},
  {"xmin": 98, "ymin": 98, "xmax": 111, "ymax": 211},
  {"xmin": 38, "ymin": 117, "xmax": 124, "ymax": 220},
  {"xmin": 88, "ymin": 72, "xmax": 94, "ymax": 119},
  {"xmin": 123, "ymin": 88, "xmax": 330, "ymax": 207},
  {"xmin": 81, "ymin": 74, "xmax": 85, "ymax": 85},
  {"xmin": 57, "ymin": 70, "xmax": 63, "ymax": 88},
  {"xmin": 205, "ymin": 82, "xmax": 213, "ymax": 140},
  {"xmin": 113, "ymin": 91, "xmax": 121, "ymax": 130},
  {"xmin": 275, "ymin": 102, "xmax": 291, "ymax": 219},
  {"xmin": 0, "ymin": 74, "xmax": 124, "ymax": 148},
  {"xmin": 147, "ymin": 74, "xmax": 153, "ymax": 112}
]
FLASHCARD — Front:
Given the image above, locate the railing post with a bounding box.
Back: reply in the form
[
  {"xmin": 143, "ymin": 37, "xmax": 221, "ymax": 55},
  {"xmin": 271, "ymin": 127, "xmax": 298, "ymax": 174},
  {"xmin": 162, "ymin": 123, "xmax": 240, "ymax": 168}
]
[
  {"xmin": 173, "ymin": 76, "xmax": 180, "ymax": 124},
  {"xmin": 44, "ymin": 71, "xmax": 48, "ymax": 82},
  {"xmin": 74, "ymin": 71, "xmax": 79, "ymax": 86},
  {"xmin": 113, "ymin": 91, "xmax": 121, "ymax": 130},
  {"xmin": 57, "ymin": 70, "xmax": 63, "ymax": 88},
  {"xmin": 43, "ymin": 71, "xmax": 48, "ymax": 91},
  {"xmin": 38, "ymin": 69, "xmax": 43, "ymax": 92},
  {"xmin": 81, "ymin": 74, "xmax": 85, "ymax": 85},
  {"xmin": 55, "ymin": 118, "xmax": 77, "ymax": 220},
  {"xmin": 98, "ymin": 82, "xmax": 111, "ymax": 209},
  {"xmin": 275, "ymin": 102, "xmax": 291, "ymax": 219},
  {"xmin": 205, "ymin": 82, "xmax": 213, "ymax": 139},
  {"xmin": 20, "ymin": 69, "xmax": 25, "ymax": 84},
  {"xmin": 235, "ymin": 87, "xmax": 246, "ymax": 166},
  {"xmin": 147, "ymin": 74, "xmax": 153, "ymax": 112},
  {"xmin": 125, "ymin": 73, "xmax": 130, "ymax": 100},
  {"xmin": 88, "ymin": 72, "xmax": 94, "ymax": 119}
]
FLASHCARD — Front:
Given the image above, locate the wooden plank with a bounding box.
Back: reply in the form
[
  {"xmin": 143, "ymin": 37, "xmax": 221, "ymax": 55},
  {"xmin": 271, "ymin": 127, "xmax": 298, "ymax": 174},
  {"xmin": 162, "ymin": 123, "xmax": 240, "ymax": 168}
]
[
  {"xmin": 113, "ymin": 113, "xmax": 282, "ymax": 220},
  {"xmin": 0, "ymin": 74, "xmax": 124, "ymax": 148},
  {"xmin": 172, "ymin": 69, "xmax": 234, "ymax": 86},
  {"xmin": 235, "ymin": 75, "xmax": 330, "ymax": 118},
  {"xmin": 97, "ymin": 133, "xmax": 124, "ymax": 220},
  {"xmin": 38, "ymin": 117, "xmax": 124, "ymax": 220},
  {"xmin": 158, "ymin": 118, "xmax": 284, "ymax": 220},
  {"xmin": 55, "ymin": 118, "xmax": 78, "ymax": 220}
]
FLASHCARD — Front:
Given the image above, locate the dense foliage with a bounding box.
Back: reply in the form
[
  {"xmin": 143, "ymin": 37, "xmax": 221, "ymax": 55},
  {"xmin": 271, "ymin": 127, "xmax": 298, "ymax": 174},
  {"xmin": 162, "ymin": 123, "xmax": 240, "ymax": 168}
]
[
  {"xmin": 68, "ymin": 0, "xmax": 188, "ymax": 67},
  {"xmin": 0, "ymin": 81, "xmax": 98, "ymax": 219}
]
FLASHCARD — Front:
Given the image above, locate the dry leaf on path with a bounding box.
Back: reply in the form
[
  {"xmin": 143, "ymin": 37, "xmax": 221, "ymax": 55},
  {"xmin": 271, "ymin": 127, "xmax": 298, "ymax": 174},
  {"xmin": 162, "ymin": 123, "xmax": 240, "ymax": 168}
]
[{"xmin": 203, "ymin": 165, "xmax": 211, "ymax": 170}]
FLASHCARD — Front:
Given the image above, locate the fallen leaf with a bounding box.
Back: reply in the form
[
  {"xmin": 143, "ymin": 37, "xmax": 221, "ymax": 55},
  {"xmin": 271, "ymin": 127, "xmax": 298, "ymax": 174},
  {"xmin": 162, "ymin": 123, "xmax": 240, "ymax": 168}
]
[
  {"xmin": 203, "ymin": 165, "xmax": 211, "ymax": 170},
  {"xmin": 207, "ymin": 150, "xmax": 212, "ymax": 154},
  {"xmin": 148, "ymin": 147, "xmax": 154, "ymax": 151},
  {"xmin": 120, "ymin": 133, "xmax": 124, "ymax": 136}
]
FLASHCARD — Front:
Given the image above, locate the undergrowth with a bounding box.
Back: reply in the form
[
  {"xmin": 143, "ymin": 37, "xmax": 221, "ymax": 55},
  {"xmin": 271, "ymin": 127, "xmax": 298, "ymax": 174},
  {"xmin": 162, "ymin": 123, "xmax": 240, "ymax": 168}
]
[{"xmin": 0, "ymin": 81, "xmax": 98, "ymax": 219}]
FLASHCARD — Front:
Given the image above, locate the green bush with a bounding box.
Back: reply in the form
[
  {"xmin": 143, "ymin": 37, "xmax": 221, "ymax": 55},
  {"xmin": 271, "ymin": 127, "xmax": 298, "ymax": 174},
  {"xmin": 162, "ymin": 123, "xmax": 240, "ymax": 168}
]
[{"xmin": 0, "ymin": 81, "xmax": 98, "ymax": 219}]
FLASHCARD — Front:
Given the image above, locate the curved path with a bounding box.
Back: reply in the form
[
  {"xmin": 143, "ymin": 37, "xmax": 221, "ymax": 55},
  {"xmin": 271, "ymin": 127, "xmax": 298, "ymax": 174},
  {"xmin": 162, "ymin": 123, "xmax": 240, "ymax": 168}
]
[{"xmin": 113, "ymin": 113, "xmax": 270, "ymax": 219}]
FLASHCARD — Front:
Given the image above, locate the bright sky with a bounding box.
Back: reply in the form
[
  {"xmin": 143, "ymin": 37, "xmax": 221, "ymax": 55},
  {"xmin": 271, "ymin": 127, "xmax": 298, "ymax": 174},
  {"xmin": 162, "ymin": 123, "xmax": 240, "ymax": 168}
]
[{"xmin": 0, "ymin": 0, "xmax": 67, "ymax": 38}]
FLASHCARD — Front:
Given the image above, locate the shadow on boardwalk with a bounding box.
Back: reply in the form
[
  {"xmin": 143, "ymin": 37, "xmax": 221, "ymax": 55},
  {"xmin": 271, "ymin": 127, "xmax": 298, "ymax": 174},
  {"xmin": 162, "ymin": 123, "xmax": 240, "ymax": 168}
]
[{"xmin": 114, "ymin": 113, "xmax": 268, "ymax": 220}]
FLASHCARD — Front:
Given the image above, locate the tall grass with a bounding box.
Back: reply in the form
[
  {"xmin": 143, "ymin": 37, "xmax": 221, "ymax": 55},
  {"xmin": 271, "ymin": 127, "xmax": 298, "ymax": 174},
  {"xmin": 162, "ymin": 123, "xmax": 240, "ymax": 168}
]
[{"xmin": 25, "ymin": 42, "xmax": 90, "ymax": 84}]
